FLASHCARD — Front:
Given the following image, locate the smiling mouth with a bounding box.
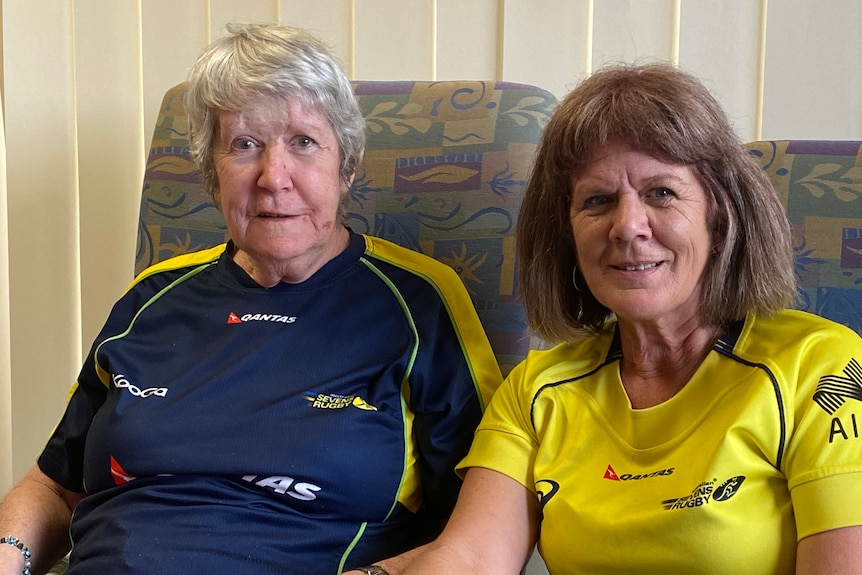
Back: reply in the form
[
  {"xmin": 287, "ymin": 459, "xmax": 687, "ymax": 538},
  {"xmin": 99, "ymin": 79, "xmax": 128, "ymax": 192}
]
[{"xmin": 615, "ymin": 262, "xmax": 659, "ymax": 271}]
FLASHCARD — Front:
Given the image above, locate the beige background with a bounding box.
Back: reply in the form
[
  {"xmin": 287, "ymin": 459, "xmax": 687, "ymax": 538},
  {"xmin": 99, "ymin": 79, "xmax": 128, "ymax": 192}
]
[{"xmin": 0, "ymin": 2, "xmax": 860, "ymax": 571}]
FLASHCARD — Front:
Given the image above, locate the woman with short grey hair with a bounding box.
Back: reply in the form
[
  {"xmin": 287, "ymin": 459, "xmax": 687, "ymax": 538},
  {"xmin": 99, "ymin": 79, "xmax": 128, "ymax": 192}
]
[{"xmin": 0, "ymin": 23, "xmax": 502, "ymax": 575}]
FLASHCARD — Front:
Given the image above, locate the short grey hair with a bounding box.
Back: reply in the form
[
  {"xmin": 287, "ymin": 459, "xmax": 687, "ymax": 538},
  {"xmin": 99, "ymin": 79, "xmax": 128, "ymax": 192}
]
[{"xmin": 185, "ymin": 23, "xmax": 366, "ymax": 200}]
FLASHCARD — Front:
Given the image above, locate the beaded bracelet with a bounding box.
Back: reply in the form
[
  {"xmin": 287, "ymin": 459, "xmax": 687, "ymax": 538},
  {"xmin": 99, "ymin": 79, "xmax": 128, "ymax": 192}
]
[{"xmin": 0, "ymin": 536, "xmax": 31, "ymax": 575}]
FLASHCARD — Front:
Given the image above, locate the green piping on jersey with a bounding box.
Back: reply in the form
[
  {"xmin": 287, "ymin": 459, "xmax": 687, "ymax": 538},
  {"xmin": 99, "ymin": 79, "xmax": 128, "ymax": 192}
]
[
  {"xmin": 360, "ymin": 256, "xmax": 420, "ymax": 521},
  {"xmin": 362, "ymin": 236, "xmax": 490, "ymax": 411},
  {"xmin": 94, "ymin": 262, "xmax": 217, "ymax": 387}
]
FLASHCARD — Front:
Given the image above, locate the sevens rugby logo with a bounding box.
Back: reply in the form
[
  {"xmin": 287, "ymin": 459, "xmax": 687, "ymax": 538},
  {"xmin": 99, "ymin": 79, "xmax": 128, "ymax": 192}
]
[{"xmin": 813, "ymin": 358, "xmax": 862, "ymax": 415}]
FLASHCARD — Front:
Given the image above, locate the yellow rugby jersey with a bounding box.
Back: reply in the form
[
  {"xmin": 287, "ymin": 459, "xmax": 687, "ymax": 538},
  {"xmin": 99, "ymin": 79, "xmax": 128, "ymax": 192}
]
[{"xmin": 460, "ymin": 310, "xmax": 862, "ymax": 574}]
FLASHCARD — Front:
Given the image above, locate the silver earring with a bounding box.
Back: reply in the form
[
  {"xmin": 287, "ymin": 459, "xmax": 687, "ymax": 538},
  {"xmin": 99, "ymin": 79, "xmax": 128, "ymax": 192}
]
[{"xmin": 572, "ymin": 266, "xmax": 582, "ymax": 293}]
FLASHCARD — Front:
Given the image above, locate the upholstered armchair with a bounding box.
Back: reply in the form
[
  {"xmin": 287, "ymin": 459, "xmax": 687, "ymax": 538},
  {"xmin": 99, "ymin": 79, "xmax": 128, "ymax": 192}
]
[{"xmin": 744, "ymin": 140, "xmax": 862, "ymax": 336}]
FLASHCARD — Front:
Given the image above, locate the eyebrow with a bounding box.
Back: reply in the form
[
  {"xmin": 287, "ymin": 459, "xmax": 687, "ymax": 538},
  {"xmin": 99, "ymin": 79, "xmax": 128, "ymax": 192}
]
[{"xmin": 574, "ymin": 170, "xmax": 688, "ymax": 193}]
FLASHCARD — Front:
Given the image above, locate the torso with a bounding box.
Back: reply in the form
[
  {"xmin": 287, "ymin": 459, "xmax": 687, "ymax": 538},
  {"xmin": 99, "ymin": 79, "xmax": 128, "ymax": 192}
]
[{"xmin": 462, "ymin": 312, "xmax": 862, "ymax": 574}]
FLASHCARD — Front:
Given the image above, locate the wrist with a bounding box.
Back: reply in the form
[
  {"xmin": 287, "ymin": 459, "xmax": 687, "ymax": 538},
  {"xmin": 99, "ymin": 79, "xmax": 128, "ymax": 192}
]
[{"xmin": 0, "ymin": 536, "xmax": 32, "ymax": 575}]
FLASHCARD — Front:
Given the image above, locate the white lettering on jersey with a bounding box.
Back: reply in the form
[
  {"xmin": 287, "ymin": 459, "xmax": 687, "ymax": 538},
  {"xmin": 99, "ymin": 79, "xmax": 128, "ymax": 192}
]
[
  {"xmin": 241, "ymin": 475, "xmax": 322, "ymax": 501},
  {"xmin": 112, "ymin": 373, "xmax": 167, "ymax": 398}
]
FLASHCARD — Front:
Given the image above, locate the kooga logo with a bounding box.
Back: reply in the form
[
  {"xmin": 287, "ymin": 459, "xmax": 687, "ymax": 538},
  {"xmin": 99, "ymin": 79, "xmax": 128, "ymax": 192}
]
[{"xmin": 112, "ymin": 373, "xmax": 167, "ymax": 398}]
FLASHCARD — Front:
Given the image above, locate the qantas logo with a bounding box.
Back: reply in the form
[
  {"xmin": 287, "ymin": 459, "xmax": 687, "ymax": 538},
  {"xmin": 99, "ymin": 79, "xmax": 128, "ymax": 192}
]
[
  {"xmin": 227, "ymin": 312, "xmax": 297, "ymax": 324},
  {"xmin": 110, "ymin": 456, "xmax": 135, "ymax": 485},
  {"xmin": 603, "ymin": 464, "xmax": 674, "ymax": 481}
]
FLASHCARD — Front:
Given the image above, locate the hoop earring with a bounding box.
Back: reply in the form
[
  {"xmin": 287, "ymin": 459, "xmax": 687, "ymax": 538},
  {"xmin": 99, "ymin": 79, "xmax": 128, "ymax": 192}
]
[{"xmin": 572, "ymin": 266, "xmax": 582, "ymax": 293}]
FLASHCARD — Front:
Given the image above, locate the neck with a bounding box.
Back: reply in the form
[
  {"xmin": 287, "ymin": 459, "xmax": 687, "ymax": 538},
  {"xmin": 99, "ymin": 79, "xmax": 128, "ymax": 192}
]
[
  {"xmin": 617, "ymin": 318, "xmax": 723, "ymax": 409},
  {"xmin": 232, "ymin": 226, "xmax": 350, "ymax": 287}
]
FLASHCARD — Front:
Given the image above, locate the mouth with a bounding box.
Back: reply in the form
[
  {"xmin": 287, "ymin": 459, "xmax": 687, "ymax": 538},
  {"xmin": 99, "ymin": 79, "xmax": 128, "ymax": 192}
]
[{"xmin": 613, "ymin": 262, "xmax": 660, "ymax": 271}]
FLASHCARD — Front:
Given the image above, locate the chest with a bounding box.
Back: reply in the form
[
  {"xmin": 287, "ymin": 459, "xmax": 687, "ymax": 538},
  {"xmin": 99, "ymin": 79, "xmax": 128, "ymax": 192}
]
[
  {"xmin": 530, "ymin": 365, "xmax": 796, "ymax": 574},
  {"xmin": 83, "ymin": 275, "xmax": 417, "ymax": 517}
]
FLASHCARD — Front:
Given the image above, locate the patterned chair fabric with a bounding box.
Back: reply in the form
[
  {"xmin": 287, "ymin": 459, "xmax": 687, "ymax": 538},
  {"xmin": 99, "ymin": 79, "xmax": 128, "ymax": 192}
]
[
  {"xmin": 745, "ymin": 140, "xmax": 862, "ymax": 336},
  {"xmin": 137, "ymin": 81, "xmax": 557, "ymax": 375}
]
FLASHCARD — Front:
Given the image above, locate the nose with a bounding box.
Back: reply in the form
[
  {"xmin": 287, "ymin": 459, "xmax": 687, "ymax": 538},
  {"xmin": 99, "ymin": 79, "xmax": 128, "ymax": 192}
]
[
  {"xmin": 609, "ymin": 194, "xmax": 652, "ymax": 242},
  {"xmin": 257, "ymin": 145, "xmax": 293, "ymax": 192}
]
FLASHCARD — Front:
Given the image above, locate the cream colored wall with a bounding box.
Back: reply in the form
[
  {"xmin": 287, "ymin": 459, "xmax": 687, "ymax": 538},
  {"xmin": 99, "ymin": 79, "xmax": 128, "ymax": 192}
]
[{"xmin": 0, "ymin": 3, "xmax": 860, "ymax": 571}]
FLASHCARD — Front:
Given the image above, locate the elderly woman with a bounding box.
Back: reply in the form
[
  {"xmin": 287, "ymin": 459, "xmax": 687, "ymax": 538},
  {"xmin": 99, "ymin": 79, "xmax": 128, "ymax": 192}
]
[
  {"xmin": 0, "ymin": 24, "xmax": 501, "ymax": 575},
  {"xmin": 386, "ymin": 63, "xmax": 862, "ymax": 575}
]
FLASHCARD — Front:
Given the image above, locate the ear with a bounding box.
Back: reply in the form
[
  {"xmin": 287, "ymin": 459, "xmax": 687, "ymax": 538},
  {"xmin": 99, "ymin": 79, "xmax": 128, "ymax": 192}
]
[
  {"xmin": 212, "ymin": 184, "xmax": 223, "ymax": 212},
  {"xmin": 341, "ymin": 171, "xmax": 356, "ymax": 194}
]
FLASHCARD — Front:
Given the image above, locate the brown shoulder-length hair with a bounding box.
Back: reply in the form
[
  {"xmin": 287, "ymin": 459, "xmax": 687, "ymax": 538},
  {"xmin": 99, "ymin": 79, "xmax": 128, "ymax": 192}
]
[{"xmin": 518, "ymin": 62, "xmax": 796, "ymax": 343}]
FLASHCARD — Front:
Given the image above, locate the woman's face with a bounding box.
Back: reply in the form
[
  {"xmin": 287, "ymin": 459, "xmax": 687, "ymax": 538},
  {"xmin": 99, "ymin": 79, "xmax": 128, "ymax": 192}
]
[
  {"xmin": 213, "ymin": 96, "xmax": 349, "ymax": 284},
  {"xmin": 569, "ymin": 141, "xmax": 713, "ymax": 326}
]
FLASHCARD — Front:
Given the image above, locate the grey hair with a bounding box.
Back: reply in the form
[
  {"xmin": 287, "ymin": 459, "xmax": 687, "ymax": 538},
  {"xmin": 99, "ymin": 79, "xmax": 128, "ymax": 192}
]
[{"xmin": 185, "ymin": 23, "xmax": 366, "ymax": 200}]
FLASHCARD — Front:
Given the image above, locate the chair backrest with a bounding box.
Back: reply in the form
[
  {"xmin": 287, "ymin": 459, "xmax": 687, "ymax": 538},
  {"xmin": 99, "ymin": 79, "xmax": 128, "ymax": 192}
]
[
  {"xmin": 744, "ymin": 140, "xmax": 862, "ymax": 336},
  {"xmin": 137, "ymin": 80, "xmax": 557, "ymax": 375}
]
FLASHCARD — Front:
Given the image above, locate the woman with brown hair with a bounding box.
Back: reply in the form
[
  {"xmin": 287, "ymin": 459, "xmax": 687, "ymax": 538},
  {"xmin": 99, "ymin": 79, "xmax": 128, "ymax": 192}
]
[{"xmin": 386, "ymin": 63, "xmax": 862, "ymax": 574}]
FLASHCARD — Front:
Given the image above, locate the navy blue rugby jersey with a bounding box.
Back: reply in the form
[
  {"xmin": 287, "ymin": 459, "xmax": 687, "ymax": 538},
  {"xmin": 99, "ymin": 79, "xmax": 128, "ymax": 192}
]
[{"xmin": 38, "ymin": 231, "xmax": 502, "ymax": 575}]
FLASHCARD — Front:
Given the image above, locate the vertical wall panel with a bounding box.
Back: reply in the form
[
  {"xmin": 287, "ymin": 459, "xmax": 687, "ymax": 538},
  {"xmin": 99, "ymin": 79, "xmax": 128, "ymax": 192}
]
[
  {"xmin": 592, "ymin": 0, "xmax": 675, "ymax": 69},
  {"xmin": 762, "ymin": 0, "xmax": 862, "ymax": 140},
  {"xmin": 210, "ymin": 0, "xmax": 279, "ymax": 41},
  {"xmin": 354, "ymin": 0, "xmax": 434, "ymax": 80},
  {"xmin": 4, "ymin": 0, "xmax": 81, "ymax": 481},
  {"xmin": 279, "ymin": 0, "xmax": 354, "ymax": 76},
  {"xmin": 75, "ymin": 0, "xmax": 145, "ymax": 353},
  {"xmin": 437, "ymin": 0, "xmax": 499, "ymax": 81},
  {"xmin": 678, "ymin": 0, "xmax": 763, "ymax": 143},
  {"xmin": 0, "ymin": 92, "xmax": 11, "ymax": 493},
  {"xmin": 141, "ymin": 0, "xmax": 209, "ymax": 151},
  {"xmin": 502, "ymin": 0, "xmax": 590, "ymax": 98}
]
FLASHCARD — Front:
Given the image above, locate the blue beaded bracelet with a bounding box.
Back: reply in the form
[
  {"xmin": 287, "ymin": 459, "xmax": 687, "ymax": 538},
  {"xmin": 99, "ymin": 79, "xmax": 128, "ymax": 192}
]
[{"xmin": 0, "ymin": 536, "xmax": 31, "ymax": 575}]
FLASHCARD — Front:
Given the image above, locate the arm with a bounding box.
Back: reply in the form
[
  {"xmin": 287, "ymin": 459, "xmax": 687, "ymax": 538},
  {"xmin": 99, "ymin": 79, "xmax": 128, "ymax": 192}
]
[
  {"xmin": 398, "ymin": 467, "xmax": 540, "ymax": 575},
  {"xmin": 0, "ymin": 464, "xmax": 85, "ymax": 575},
  {"xmin": 796, "ymin": 525, "xmax": 862, "ymax": 575}
]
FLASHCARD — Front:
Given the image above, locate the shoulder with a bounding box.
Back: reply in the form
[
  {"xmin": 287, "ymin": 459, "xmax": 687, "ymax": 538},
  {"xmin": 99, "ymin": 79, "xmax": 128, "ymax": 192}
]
[
  {"xmin": 359, "ymin": 235, "xmax": 470, "ymax": 302},
  {"xmin": 361, "ymin": 235, "xmax": 459, "ymax": 279},
  {"xmin": 127, "ymin": 244, "xmax": 225, "ymax": 291},
  {"xmin": 509, "ymin": 328, "xmax": 617, "ymax": 392},
  {"xmin": 731, "ymin": 310, "xmax": 862, "ymax": 362}
]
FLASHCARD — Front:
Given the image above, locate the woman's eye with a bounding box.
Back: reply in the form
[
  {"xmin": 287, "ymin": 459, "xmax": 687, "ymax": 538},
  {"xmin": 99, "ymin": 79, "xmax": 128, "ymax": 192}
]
[
  {"xmin": 584, "ymin": 194, "xmax": 611, "ymax": 207},
  {"xmin": 648, "ymin": 187, "xmax": 675, "ymax": 199},
  {"xmin": 294, "ymin": 136, "xmax": 314, "ymax": 148},
  {"xmin": 232, "ymin": 138, "xmax": 256, "ymax": 151}
]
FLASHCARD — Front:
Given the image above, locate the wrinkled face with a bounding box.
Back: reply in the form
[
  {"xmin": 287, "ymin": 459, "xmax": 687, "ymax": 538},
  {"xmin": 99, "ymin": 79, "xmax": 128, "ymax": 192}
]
[
  {"xmin": 213, "ymin": 96, "xmax": 349, "ymax": 278},
  {"xmin": 569, "ymin": 141, "xmax": 713, "ymax": 326}
]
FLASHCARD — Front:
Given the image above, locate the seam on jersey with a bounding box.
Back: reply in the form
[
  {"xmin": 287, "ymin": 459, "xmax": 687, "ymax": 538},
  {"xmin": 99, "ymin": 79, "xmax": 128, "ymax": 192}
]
[
  {"xmin": 338, "ymin": 522, "xmax": 368, "ymax": 573},
  {"xmin": 361, "ymin": 251, "xmax": 487, "ymax": 411},
  {"xmin": 92, "ymin": 262, "xmax": 217, "ymax": 387},
  {"xmin": 714, "ymin": 339, "xmax": 787, "ymax": 469},
  {"xmin": 360, "ymin": 257, "xmax": 419, "ymax": 520},
  {"xmin": 530, "ymin": 361, "xmax": 611, "ymax": 432}
]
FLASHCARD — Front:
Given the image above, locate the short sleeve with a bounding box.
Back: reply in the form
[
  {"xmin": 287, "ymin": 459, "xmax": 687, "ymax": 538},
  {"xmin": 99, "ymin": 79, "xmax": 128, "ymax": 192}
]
[
  {"xmin": 783, "ymin": 322, "xmax": 862, "ymax": 539},
  {"xmin": 457, "ymin": 358, "xmax": 540, "ymax": 491}
]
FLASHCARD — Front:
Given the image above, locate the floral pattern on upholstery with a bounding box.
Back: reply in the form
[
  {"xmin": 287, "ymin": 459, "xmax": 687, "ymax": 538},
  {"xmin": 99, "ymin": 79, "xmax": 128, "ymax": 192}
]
[
  {"xmin": 137, "ymin": 81, "xmax": 557, "ymax": 375},
  {"xmin": 745, "ymin": 140, "xmax": 862, "ymax": 336}
]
